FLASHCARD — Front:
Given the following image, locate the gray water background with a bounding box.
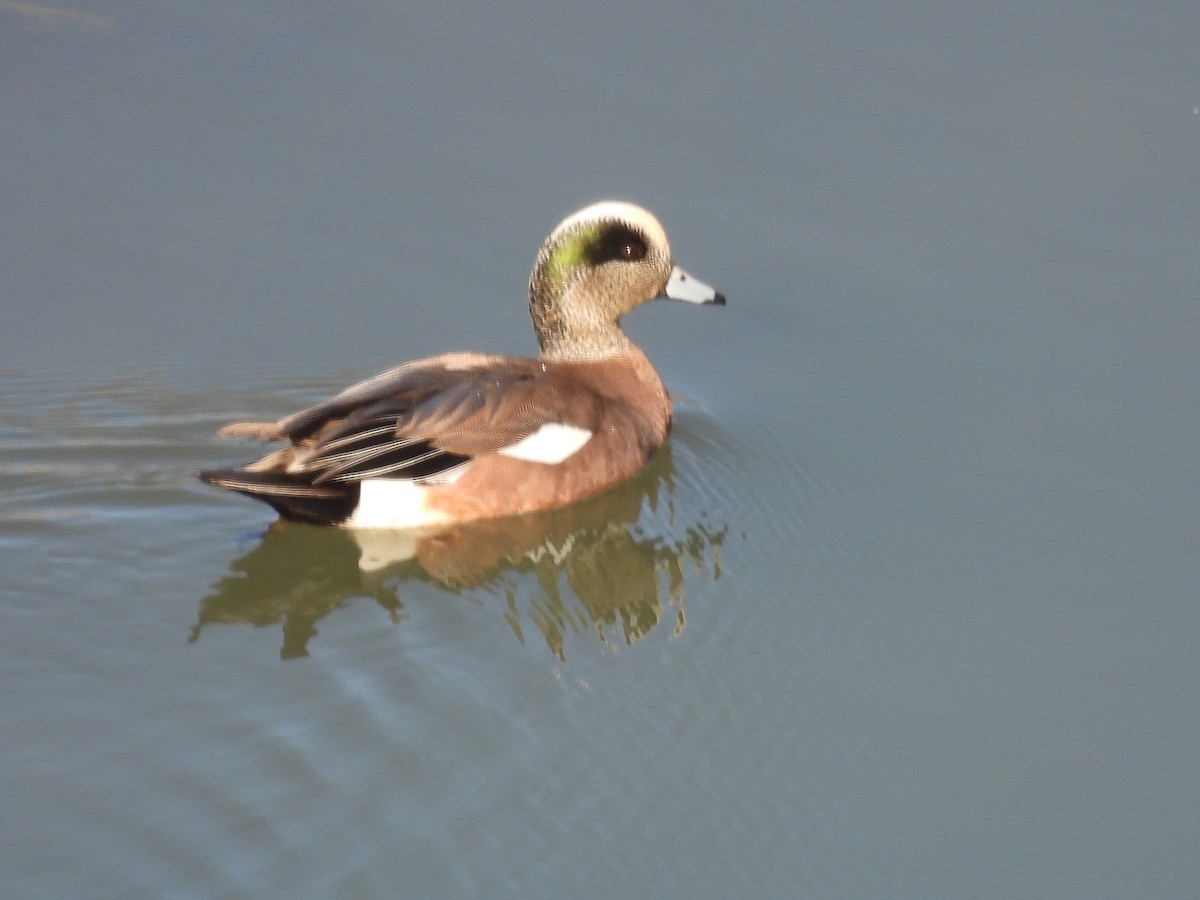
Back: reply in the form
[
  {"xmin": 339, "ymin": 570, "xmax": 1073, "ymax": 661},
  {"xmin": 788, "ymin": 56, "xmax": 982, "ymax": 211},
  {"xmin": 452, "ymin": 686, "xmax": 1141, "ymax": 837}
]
[{"xmin": 2, "ymin": 2, "xmax": 1197, "ymax": 897}]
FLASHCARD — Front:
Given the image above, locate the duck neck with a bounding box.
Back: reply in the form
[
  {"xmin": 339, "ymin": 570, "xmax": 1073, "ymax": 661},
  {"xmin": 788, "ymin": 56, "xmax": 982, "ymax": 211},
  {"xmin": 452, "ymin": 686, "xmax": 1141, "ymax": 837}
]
[
  {"xmin": 530, "ymin": 283, "xmax": 633, "ymax": 361},
  {"xmin": 536, "ymin": 321, "xmax": 633, "ymax": 361}
]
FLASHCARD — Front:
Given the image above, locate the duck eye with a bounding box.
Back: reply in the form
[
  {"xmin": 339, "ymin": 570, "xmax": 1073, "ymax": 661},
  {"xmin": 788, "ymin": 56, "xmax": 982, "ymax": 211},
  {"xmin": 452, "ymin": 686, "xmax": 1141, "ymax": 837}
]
[
  {"xmin": 620, "ymin": 239, "xmax": 647, "ymax": 262},
  {"xmin": 586, "ymin": 225, "xmax": 650, "ymax": 266}
]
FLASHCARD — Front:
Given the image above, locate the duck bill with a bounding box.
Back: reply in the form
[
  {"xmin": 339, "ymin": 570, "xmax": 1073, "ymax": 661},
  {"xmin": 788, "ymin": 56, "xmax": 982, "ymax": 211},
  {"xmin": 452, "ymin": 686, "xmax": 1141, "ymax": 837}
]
[{"xmin": 662, "ymin": 265, "xmax": 726, "ymax": 306}]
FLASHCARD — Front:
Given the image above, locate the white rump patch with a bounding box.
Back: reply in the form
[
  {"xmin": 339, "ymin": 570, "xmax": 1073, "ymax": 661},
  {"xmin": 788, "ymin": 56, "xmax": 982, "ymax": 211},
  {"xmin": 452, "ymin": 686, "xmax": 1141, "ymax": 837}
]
[
  {"xmin": 343, "ymin": 478, "xmax": 453, "ymax": 530},
  {"xmin": 497, "ymin": 423, "xmax": 592, "ymax": 464}
]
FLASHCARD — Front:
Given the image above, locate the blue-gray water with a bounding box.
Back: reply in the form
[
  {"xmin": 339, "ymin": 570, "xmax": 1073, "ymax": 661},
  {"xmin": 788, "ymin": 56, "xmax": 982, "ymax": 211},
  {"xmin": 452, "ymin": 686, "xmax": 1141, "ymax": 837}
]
[{"xmin": 3, "ymin": 2, "xmax": 1198, "ymax": 897}]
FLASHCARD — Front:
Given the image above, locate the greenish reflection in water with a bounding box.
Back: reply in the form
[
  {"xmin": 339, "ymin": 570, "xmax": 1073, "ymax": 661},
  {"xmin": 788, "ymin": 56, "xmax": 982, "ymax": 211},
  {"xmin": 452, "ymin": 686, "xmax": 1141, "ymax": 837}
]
[{"xmin": 193, "ymin": 446, "xmax": 725, "ymax": 659}]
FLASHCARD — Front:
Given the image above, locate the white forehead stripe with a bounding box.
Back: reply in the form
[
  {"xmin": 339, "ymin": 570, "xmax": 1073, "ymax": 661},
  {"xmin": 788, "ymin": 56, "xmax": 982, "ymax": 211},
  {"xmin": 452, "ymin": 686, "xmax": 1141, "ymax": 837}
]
[
  {"xmin": 552, "ymin": 201, "xmax": 669, "ymax": 254},
  {"xmin": 497, "ymin": 423, "xmax": 593, "ymax": 464}
]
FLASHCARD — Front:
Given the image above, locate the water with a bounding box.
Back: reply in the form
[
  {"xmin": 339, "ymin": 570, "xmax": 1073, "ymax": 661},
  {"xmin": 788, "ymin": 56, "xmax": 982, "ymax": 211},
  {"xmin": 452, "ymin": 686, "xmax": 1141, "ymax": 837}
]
[{"xmin": 3, "ymin": 2, "xmax": 1198, "ymax": 897}]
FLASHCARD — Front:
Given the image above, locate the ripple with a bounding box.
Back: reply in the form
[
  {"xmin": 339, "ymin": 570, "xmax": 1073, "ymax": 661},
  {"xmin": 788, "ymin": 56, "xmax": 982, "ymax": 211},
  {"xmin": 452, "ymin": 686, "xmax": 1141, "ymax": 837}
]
[{"xmin": 0, "ymin": 363, "xmax": 347, "ymax": 527}]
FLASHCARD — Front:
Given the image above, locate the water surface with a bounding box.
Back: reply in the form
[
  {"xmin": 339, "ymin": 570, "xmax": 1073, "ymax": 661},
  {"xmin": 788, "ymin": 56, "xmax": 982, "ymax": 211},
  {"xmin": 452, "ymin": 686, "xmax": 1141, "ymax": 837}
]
[{"xmin": 2, "ymin": 2, "xmax": 1197, "ymax": 897}]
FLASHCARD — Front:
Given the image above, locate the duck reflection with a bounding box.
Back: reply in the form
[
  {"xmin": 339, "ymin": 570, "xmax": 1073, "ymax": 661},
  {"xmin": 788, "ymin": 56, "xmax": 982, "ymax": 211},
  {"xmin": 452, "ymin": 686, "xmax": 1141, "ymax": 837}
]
[{"xmin": 193, "ymin": 446, "xmax": 725, "ymax": 659}]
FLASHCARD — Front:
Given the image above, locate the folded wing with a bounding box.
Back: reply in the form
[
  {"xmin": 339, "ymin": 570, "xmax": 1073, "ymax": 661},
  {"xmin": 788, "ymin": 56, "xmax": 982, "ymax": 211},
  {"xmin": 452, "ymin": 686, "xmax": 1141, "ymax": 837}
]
[{"xmin": 199, "ymin": 353, "xmax": 602, "ymax": 524}]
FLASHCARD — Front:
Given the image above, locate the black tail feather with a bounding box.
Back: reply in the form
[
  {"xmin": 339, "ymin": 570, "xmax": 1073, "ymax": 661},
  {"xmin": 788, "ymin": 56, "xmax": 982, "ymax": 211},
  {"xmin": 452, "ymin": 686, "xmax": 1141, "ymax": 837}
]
[{"xmin": 199, "ymin": 468, "xmax": 360, "ymax": 526}]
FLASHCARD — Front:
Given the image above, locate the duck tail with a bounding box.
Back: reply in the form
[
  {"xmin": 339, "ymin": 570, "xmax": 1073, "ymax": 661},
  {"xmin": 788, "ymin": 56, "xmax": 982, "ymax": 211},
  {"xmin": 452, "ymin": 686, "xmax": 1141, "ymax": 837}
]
[{"xmin": 198, "ymin": 468, "xmax": 360, "ymax": 526}]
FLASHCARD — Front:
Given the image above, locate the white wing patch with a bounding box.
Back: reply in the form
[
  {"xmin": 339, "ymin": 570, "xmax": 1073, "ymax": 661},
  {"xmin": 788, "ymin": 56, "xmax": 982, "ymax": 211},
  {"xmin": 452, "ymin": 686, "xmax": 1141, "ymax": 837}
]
[{"xmin": 496, "ymin": 423, "xmax": 593, "ymax": 464}]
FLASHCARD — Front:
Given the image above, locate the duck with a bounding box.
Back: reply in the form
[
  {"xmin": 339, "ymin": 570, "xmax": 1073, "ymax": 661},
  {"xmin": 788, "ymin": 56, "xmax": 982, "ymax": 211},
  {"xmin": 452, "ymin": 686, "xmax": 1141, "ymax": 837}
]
[{"xmin": 199, "ymin": 201, "xmax": 725, "ymax": 528}]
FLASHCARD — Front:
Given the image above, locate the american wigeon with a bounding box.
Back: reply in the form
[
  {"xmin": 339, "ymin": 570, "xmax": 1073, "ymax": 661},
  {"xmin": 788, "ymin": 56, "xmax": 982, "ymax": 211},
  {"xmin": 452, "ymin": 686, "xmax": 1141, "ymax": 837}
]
[{"xmin": 200, "ymin": 201, "xmax": 725, "ymax": 528}]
